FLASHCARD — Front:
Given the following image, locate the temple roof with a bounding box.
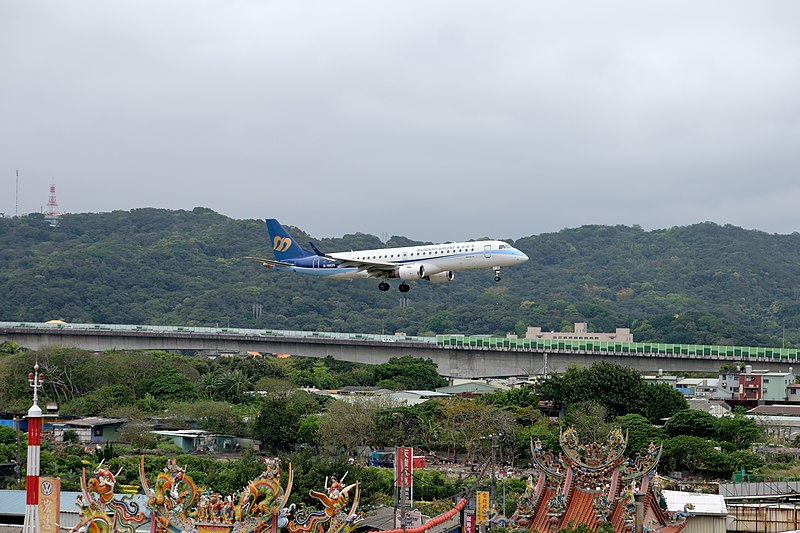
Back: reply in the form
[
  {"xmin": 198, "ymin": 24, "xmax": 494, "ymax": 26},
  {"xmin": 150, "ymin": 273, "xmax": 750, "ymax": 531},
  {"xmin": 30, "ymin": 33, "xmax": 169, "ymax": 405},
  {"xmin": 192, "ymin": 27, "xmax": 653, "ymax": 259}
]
[{"xmin": 512, "ymin": 427, "xmax": 691, "ymax": 533}]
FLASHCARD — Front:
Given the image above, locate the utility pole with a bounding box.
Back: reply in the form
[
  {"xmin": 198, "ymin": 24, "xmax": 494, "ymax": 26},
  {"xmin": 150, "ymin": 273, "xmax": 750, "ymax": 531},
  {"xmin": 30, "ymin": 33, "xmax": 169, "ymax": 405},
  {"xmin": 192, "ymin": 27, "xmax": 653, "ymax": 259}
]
[
  {"xmin": 393, "ymin": 454, "xmax": 398, "ymax": 530},
  {"xmin": 490, "ymin": 433, "xmax": 501, "ymax": 511},
  {"xmin": 14, "ymin": 416, "xmax": 20, "ymax": 490},
  {"xmin": 400, "ymin": 450, "xmax": 407, "ymax": 533}
]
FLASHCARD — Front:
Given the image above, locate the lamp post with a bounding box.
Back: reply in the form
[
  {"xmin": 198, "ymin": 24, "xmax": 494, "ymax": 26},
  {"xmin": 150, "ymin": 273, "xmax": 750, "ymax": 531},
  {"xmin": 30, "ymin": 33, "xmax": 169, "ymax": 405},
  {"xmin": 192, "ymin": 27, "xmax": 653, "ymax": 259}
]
[{"xmin": 22, "ymin": 363, "xmax": 44, "ymax": 533}]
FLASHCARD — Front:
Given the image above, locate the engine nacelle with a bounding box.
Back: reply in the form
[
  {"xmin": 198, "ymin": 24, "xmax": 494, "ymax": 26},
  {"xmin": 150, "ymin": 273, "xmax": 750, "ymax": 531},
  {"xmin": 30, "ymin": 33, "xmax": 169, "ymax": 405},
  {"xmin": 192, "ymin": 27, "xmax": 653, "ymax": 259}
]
[
  {"xmin": 398, "ymin": 264, "xmax": 425, "ymax": 280},
  {"xmin": 398, "ymin": 263, "xmax": 444, "ymax": 280},
  {"xmin": 426, "ymin": 271, "xmax": 454, "ymax": 283}
]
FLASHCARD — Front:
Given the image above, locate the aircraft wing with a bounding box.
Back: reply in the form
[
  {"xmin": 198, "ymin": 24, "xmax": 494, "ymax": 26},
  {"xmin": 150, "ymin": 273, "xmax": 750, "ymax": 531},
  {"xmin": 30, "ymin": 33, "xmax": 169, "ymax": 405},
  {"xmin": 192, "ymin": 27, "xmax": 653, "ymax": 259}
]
[
  {"xmin": 323, "ymin": 253, "xmax": 398, "ymax": 277},
  {"xmin": 244, "ymin": 256, "xmax": 295, "ymax": 269}
]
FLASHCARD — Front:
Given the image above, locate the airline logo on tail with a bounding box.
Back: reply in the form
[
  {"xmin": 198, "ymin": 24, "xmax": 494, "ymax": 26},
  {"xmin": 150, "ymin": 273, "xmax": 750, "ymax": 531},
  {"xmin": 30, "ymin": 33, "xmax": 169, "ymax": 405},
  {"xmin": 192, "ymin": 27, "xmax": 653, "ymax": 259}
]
[{"xmin": 273, "ymin": 237, "xmax": 293, "ymax": 253}]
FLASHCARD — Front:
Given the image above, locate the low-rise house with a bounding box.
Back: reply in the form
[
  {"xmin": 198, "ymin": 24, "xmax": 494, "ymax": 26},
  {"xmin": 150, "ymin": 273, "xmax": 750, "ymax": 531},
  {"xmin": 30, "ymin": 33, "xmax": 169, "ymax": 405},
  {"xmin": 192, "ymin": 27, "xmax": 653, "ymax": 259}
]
[
  {"xmin": 786, "ymin": 383, "xmax": 800, "ymax": 403},
  {"xmin": 676, "ymin": 378, "xmax": 706, "ymax": 397},
  {"xmin": 738, "ymin": 368, "xmax": 795, "ymax": 401},
  {"xmin": 687, "ymin": 398, "xmax": 731, "ymax": 417},
  {"xmin": 642, "ymin": 372, "xmax": 682, "ymax": 390},
  {"xmin": 328, "ymin": 386, "xmax": 394, "ymax": 404},
  {"xmin": 152, "ymin": 429, "xmax": 210, "ymax": 452},
  {"xmin": 389, "ymin": 390, "xmax": 450, "ymax": 406},
  {"xmin": 435, "ymin": 381, "xmax": 504, "ymax": 396},
  {"xmin": 53, "ymin": 417, "xmax": 126, "ymax": 444}
]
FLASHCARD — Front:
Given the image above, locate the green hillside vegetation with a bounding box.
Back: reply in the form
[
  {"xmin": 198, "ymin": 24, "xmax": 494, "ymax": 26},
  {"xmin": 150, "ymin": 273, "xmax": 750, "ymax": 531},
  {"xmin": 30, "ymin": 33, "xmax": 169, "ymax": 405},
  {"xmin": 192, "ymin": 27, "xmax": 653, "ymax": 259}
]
[{"xmin": 1, "ymin": 208, "xmax": 798, "ymax": 345}]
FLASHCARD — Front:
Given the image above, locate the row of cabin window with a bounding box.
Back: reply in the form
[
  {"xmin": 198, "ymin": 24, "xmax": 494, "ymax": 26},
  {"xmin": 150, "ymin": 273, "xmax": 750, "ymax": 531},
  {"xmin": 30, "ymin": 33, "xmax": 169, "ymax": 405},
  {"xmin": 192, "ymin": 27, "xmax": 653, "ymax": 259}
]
[{"xmin": 357, "ymin": 246, "xmax": 478, "ymax": 261}]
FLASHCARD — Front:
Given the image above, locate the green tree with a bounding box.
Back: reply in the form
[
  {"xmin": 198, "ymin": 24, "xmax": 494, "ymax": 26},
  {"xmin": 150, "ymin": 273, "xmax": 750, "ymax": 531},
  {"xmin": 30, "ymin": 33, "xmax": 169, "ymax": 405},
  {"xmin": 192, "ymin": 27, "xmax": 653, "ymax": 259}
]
[
  {"xmin": 296, "ymin": 414, "xmax": 322, "ymax": 446},
  {"xmin": 537, "ymin": 362, "xmax": 645, "ymax": 418},
  {"xmin": 371, "ymin": 356, "xmax": 447, "ymax": 391},
  {"xmin": 616, "ymin": 414, "xmax": 665, "ymax": 457},
  {"xmin": 479, "ymin": 387, "xmax": 540, "ymax": 410},
  {"xmin": 716, "ymin": 414, "xmax": 764, "ymax": 450},
  {"xmin": 253, "ymin": 391, "xmax": 323, "ymax": 452},
  {"xmin": 0, "ymin": 341, "xmax": 22, "ymax": 355},
  {"xmin": 661, "ymin": 435, "xmax": 716, "ymax": 473},
  {"xmin": 207, "ymin": 369, "xmax": 253, "ymax": 403},
  {"xmin": 637, "ymin": 383, "xmax": 688, "ymax": 423},
  {"xmin": 564, "ymin": 401, "xmax": 613, "ymax": 443},
  {"xmin": 664, "ymin": 410, "xmax": 718, "ymax": 439},
  {"xmin": 142, "ymin": 365, "xmax": 198, "ymax": 402},
  {"xmin": 117, "ymin": 421, "xmax": 158, "ymax": 450},
  {"xmin": 62, "ymin": 384, "xmax": 135, "ymax": 416},
  {"xmin": 318, "ymin": 398, "xmax": 393, "ymax": 454}
]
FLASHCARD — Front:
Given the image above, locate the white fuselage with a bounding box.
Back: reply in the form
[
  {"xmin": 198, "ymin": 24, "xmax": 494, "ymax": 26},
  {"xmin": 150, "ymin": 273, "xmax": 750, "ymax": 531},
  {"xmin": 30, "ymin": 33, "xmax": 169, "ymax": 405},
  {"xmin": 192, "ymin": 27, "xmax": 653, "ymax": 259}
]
[{"xmin": 277, "ymin": 239, "xmax": 528, "ymax": 280}]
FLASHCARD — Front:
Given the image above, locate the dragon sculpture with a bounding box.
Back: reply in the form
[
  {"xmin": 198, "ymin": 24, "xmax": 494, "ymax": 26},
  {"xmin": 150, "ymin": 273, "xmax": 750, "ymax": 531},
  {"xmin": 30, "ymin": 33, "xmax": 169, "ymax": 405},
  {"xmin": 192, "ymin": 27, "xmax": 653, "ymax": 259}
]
[
  {"xmin": 63, "ymin": 463, "xmax": 148, "ymax": 533},
  {"xmin": 289, "ymin": 473, "xmax": 362, "ymax": 533},
  {"xmin": 140, "ymin": 457, "xmax": 198, "ymax": 532}
]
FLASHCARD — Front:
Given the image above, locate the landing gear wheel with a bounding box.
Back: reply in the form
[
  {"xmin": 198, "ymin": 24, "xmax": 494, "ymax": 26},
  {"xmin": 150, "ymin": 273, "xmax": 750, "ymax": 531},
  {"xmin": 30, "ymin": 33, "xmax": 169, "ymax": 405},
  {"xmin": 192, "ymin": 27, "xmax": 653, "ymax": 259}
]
[
  {"xmin": 399, "ymin": 283, "xmax": 410, "ymax": 293},
  {"xmin": 495, "ymin": 275, "xmax": 502, "ymax": 282},
  {"xmin": 378, "ymin": 281, "xmax": 390, "ymax": 291},
  {"xmin": 493, "ymin": 267, "xmax": 502, "ymax": 282}
]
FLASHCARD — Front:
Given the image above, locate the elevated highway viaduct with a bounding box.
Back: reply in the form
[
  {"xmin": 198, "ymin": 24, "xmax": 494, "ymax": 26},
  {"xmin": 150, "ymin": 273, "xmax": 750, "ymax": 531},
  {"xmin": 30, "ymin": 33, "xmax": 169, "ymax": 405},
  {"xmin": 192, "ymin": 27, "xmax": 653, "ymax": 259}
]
[{"xmin": 1, "ymin": 322, "xmax": 796, "ymax": 378}]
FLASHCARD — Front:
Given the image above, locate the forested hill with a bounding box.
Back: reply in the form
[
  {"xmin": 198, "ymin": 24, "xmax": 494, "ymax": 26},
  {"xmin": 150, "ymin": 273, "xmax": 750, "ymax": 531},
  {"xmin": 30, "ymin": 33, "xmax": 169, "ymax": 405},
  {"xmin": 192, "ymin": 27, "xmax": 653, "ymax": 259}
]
[{"xmin": 2, "ymin": 208, "xmax": 799, "ymax": 346}]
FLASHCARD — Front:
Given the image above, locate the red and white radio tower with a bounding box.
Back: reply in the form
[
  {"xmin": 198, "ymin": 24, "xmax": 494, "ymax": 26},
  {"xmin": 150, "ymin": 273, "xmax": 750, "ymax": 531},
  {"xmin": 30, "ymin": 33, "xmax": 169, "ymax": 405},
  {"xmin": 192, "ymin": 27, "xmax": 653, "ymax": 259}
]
[
  {"xmin": 44, "ymin": 183, "xmax": 60, "ymax": 227},
  {"xmin": 22, "ymin": 364, "xmax": 44, "ymax": 533}
]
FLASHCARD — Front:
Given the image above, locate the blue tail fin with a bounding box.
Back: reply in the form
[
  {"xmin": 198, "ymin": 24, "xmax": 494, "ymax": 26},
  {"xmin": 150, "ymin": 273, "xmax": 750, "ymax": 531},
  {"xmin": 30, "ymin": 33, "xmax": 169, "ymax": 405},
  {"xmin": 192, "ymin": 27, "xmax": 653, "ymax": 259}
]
[{"xmin": 266, "ymin": 219, "xmax": 315, "ymax": 260}]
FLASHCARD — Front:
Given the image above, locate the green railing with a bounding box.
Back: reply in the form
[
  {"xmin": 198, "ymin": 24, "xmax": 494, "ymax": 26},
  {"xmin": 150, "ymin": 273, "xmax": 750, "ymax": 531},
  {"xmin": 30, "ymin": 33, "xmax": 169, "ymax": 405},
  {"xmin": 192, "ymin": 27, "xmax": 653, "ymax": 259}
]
[{"xmin": 434, "ymin": 335, "xmax": 800, "ymax": 361}]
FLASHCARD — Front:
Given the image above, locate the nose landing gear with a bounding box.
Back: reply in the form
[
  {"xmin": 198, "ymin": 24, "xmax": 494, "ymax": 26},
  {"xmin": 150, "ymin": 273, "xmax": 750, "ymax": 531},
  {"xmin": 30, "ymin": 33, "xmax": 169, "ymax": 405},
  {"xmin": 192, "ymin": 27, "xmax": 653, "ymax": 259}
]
[{"xmin": 493, "ymin": 267, "xmax": 502, "ymax": 282}]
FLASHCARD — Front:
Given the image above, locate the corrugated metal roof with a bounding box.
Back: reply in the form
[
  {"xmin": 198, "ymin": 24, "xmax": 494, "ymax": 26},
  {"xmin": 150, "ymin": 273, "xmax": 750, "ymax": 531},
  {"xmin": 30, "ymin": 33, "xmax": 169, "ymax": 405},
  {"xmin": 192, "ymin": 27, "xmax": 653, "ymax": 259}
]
[
  {"xmin": 749, "ymin": 405, "xmax": 800, "ymax": 416},
  {"xmin": 57, "ymin": 417, "xmax": 126, "ymax": 427},
  {"xmin": 663, "ymin": 490, "xmax": 727, "ymax": 516}
]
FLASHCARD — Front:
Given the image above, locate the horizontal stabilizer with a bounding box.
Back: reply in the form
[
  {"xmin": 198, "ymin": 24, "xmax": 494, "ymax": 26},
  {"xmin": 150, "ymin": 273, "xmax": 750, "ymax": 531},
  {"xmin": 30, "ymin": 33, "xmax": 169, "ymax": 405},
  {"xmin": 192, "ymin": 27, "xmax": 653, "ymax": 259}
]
[{"xmin": 244, "ymin": 256, "xmax": 294, "ymax": 268}]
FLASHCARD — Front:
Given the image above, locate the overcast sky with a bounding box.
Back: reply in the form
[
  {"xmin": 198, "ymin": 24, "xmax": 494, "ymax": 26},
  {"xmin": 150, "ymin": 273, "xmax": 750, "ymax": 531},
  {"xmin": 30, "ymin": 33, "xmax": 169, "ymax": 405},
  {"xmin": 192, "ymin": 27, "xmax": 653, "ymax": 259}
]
[{"xmin": 2, "ymin": 1, "xmax": 799, "ymax": 242}]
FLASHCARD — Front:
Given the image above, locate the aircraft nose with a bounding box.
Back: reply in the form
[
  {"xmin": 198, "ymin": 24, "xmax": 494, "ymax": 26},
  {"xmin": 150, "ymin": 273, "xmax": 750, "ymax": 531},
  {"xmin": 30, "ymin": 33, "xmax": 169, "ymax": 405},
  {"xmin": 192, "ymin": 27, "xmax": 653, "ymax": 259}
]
[{"xmin": 516, "ymin": 250, "xmax": 529, "ymax": 263}]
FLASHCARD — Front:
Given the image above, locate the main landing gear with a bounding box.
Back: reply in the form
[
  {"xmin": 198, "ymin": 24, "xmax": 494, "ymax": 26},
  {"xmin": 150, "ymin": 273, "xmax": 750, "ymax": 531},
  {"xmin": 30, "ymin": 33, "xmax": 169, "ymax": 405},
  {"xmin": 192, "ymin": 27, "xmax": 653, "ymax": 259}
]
[
  {"xmin": 378, "ymin": 281, "xmax": 411, "ymax": 292},
  {"xmin": 493, "ymin": 267, "xmax": 502, "ymax": 282}
]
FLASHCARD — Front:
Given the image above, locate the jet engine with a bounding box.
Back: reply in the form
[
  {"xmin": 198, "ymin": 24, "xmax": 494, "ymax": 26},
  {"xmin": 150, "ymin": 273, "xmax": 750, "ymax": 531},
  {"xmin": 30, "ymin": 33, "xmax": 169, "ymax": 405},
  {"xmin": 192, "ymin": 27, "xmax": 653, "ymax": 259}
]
[
  {"xmin": 396, "ymin": 262, "xmax": 450, "ymax": 281},
  {"xmin": 398, "ymin": 264, "xmax": 425, "ymax": 280},
  {"xmin": 426, "ymin": 271, "xmax": 454, "ymax": 283}
]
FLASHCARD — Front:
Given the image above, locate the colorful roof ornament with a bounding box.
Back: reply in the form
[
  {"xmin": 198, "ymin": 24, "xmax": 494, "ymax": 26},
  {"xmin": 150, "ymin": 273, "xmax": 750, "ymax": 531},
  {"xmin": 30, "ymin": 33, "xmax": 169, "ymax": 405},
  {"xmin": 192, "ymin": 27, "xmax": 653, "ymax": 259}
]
[{"xmin": 512, "ymin": 427, "xmax": 692, "ymax": 533}]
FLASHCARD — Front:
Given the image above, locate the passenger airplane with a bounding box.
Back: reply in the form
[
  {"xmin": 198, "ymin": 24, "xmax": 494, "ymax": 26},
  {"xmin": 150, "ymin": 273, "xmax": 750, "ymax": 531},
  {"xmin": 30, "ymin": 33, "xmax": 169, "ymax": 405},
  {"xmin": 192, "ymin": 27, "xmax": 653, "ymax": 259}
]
[{"xmin": 249, "ymin": 219, "xmax": 528, "ymax": 292}]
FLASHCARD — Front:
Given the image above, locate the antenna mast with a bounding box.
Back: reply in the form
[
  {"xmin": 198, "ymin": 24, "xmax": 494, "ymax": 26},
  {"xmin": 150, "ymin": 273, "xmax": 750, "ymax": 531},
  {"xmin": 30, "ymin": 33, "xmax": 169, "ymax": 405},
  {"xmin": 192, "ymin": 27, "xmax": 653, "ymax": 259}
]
[
  {"xmin": 44, "ymin": 183, "xmax": 61, "ymax": 227},
  {"xmin": 15, "ymin": 169, "xmax": 19, "ymax": 217}
]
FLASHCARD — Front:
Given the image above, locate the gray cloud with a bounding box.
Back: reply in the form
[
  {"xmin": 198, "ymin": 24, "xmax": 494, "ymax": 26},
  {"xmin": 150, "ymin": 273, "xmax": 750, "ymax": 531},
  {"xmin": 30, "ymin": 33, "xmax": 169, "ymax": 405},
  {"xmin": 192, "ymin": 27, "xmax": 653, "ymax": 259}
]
[{"xmin": 2, "ymin": 1, "xmax": 799, "ymax": 242}]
